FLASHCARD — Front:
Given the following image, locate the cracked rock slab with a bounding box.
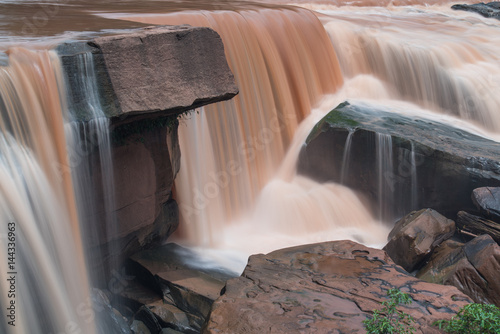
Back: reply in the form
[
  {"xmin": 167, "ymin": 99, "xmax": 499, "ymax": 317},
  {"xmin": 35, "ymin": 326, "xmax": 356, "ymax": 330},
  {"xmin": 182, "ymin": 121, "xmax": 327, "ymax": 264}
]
[{"xmin": 204, "ymin": 240, "xmax": 471, "ymax": 334}]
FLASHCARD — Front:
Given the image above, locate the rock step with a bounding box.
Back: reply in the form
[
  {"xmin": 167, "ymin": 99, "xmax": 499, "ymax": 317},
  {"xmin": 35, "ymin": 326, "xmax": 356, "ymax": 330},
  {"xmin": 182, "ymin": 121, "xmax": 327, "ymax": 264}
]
[{"xmin": 121, "ymin": 243, "xmax": 238, "ymax": 333}]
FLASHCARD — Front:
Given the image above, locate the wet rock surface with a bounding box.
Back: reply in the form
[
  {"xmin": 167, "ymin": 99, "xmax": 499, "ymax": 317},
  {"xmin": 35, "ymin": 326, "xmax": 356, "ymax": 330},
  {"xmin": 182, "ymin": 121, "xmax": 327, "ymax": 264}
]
[
  {"xmin": 452, "ymin": 2, "xmax": 500, "ymax": 19},
  {"xmin": 416, "ymin": 234, "xmax": 500, "ymax": 307},
  {"xmin": 298, "ymin": 101, "xmax": 500, "ymax": 220},
  {"xmin": 204, "ymin": 240, "xmax": 471, "ymax": 334},
  {"xmin": 384, "ymin": 209, "xmax": 455, "ymax": 272}
]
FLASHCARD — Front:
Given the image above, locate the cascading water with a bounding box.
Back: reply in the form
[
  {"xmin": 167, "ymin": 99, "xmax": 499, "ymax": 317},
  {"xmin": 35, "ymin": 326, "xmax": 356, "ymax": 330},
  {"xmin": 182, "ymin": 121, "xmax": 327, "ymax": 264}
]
[
  {"xmin": 0, "ymin": 48, "xmax": 96, "ymax": 333},
  {"xmin": 340, "ymin": 130, "xmax": 354, "ymax": 184},
  {"xmin": 61, "ymin": 51, "xmax": 117, "ymax": 277},
  {"xmin": 119, "ymin": 8, "xmax": 392, "ymax": 254}
]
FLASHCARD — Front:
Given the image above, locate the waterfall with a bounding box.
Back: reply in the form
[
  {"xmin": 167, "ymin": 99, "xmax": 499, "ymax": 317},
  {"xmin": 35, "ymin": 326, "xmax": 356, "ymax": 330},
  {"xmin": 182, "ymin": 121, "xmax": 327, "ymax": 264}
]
[
  {"xmin": 0, "ymin": 48, "xmax": 96, "ymax": 333},
  {"xmin": 2, "ymin": 0, "xmax": 500, "ymax": 329},
  {"xmin": 61, "ymin": 51, "xmax": 117, "ymax": 278},
  {"xmin": 323, "ymin": 5, "xmax": 500, "ymax": 131},
  {"xmin": 121, "ymin": 8, "xmax": 355, "ymax": 247},
  {"xmin": 340, "ymin": 130, "xmax": 354, "ymax": 185}
]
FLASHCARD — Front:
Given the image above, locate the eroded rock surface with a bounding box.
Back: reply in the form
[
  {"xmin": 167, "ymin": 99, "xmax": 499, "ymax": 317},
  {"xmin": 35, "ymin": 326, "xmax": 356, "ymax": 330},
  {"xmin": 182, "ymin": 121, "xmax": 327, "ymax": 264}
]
[
  {"xmin": 384, "ymin": 209, "xmax": 455, "ymax": 272},
  {"xmin": 205, "ymin": 240, "xmax": 471, "ymax": 334}
]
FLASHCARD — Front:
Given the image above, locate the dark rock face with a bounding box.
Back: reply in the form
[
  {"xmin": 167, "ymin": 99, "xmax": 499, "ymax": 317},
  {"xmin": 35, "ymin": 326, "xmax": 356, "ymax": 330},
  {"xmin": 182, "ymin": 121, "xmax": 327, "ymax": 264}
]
[
  {"xmin": 472, "ymin": 187, "xmax": 500, "ymax": 223},
  {"xmin": 204, "ymin": 240, "xmax": 471, "ymax": 334},
  {"xmin": 58, "ymin": 25, "xmax": 239, "ymax": 120},
  {"xmin": 297, "ymin": 101, "xmax": 500, "ymax": 220},
  {"xmin": 452, "ymin": 2, "xmax": 500, "ymax": 19},
  {"xmin": 417, "ymin": 234, "xmax": 500, "ymax": 307},
  {"xmin": 384, "ymin": 209, "xmax": 455, "ymax": 272},
  {"xmin": 84, "ymin": 122, "xmax": 180, "ymax": 280}
]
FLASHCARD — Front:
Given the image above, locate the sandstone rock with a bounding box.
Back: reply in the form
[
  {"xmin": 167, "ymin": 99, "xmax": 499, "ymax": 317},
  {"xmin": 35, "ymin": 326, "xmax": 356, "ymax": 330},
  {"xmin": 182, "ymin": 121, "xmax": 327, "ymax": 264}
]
[
  {"xmin": 57, "ymin": 25, "xmax": 238, "ymax": 120},
  {"xmin": 417, "ymin": 234, "xmax": 500, "ymax": 307},
  {"xmin": 129, "ymin": 243, "xmax": 238, "ymax": 332},
  {"xmin": 472, "ymin": 187, "xmax": 500, "ymax": 223},
  {"xmin": 298, "ymin": 101, "xmax": 500, "ymax": 220},
  {"xmin": 204, "ymin": 240, "xmax": 471, "ymax": 334},
  {"xmin": 456, "ymin": 211, "xmax": 500, "ymax": 243},
  {"xmin": 384, "ymin": 209, "xmax": 455, "ymax": 272},
  {"xmin": 452, "ymin": 2, "xmax": 500, "ymax": 19}
]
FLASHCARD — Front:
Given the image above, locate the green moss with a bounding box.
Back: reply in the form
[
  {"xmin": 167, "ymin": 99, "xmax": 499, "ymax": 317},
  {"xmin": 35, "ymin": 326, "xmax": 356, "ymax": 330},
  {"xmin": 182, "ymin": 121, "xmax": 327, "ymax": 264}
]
[
  {"xmin": 323, "ymin": 109, "xmax": 361, "ymax": 128},
  {"xmin": 306, "ymin": 102, "xmax": 359, "ymax": 143}
]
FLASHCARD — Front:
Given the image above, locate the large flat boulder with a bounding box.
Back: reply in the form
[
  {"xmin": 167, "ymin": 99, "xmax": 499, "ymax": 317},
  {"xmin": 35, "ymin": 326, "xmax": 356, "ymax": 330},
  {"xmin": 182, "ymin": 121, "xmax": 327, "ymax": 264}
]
[
  {"xmin": 58, "ymin": 25, "xmax": 238, "ymax": 120},
  {"xmin": 205, "ymin": 240, "xmax": 471, "ymax": 334},
  {"xmin": 297, "ymin": 101, "xmax": 500, "ymax": 220}
]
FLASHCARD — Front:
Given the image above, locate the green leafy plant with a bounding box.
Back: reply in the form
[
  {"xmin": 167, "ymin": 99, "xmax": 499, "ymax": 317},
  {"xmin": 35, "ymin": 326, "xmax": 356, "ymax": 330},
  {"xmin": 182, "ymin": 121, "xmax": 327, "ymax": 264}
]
[
  {"xmin": 434, "ymin": 303, "xmax": 500, "ymax": 334},
  {"xmin": 363, "ymin": 288, "xmax": 415, "ymax": 334}
]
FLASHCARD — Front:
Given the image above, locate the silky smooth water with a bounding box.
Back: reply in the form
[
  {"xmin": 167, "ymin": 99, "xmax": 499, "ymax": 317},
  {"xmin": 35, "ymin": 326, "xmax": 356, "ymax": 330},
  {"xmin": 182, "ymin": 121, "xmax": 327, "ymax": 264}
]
[{"xmin": 1, "ymin": 0, "xmax": 500, "ymax": 331}]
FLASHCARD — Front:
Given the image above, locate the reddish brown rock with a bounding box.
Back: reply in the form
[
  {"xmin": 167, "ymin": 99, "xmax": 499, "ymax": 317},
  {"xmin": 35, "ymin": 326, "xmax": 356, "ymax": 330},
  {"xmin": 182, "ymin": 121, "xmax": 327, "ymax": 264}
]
[
  {"xmin": 58, "ymin": 25, "xmax": 239, "ymax": 119},
  {"xmin": 204, "ymin": 240, "xmax": 471, "ymax": 334},
  {"xmin": 384, "ymin": 209, "xmax": 455, "ymax": 272},
  {"xmin": 417, "ymin": 234, "xmax": 500, "ymax": 307}
]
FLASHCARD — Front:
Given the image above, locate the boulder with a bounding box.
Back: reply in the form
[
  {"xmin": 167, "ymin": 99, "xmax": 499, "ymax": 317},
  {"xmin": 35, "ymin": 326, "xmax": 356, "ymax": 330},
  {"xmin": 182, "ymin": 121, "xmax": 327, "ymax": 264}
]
[
  {"xmin": 384, "ymin": 209, "xmax": 455, "ymax": 272},
  {"xmin": 204, "ymin": 240, "xmax": 471, "ymax": 334},
  {"xmin": 298, "ymin": 101, "xmax": 500, "ymax": 220},
  {"xmin": 57, "ymin": 25, "xmax": 239, "ymax": 120},
  {"xmin": 456, "ymin": 211, "xmax": 500, "ymax": 244},
  {"xmin": 417, "ymin": 234, "xmax": 500, "ymax": 307},
  {"xmin": 472, "ymin": 187, "xmax": 500, "ymax": 223},
  {"xmin": 452, "ymin": 2, "xmax": 500, "ymax": 19}
]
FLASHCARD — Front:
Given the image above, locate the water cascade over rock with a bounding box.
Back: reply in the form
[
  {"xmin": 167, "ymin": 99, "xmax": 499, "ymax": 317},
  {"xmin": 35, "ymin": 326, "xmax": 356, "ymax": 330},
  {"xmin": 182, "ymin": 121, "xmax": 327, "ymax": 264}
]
[{"xmin": 2, "ymin": 1, "xmax": 500, "ymax": 332}]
